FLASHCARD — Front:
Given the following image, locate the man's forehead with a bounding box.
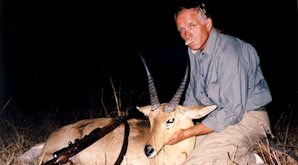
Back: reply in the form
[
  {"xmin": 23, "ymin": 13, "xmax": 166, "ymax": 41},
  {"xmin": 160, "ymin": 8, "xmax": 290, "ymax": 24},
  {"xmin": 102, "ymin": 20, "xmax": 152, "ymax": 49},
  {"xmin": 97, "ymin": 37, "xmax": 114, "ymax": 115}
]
[{"xmin": 176, "ymin": 9, "xmax": 200, "ymax": 24}]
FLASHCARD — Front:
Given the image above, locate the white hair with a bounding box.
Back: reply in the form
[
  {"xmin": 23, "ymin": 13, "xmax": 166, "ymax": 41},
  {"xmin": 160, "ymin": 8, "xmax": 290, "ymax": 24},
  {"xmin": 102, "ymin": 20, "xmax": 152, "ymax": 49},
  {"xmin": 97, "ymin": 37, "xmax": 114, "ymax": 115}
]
[{"xmin": 174, "ymin": 4, "xmax": 208, "ymax": 21}]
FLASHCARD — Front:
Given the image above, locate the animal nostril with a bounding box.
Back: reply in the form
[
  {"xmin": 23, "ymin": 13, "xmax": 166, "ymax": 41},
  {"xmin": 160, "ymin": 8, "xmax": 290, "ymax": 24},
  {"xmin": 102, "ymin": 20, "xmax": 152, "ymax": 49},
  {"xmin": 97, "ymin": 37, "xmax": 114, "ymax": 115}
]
[{"xmin": 144, "ymin": 145, "xmax": 154, "ymax": 157}]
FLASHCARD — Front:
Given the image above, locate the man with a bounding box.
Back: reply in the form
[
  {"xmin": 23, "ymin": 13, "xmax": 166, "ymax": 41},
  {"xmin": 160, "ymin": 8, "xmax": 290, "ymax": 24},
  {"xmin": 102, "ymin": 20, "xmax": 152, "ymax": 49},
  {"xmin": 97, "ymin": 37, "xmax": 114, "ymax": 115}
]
[{"xmin": 166, "ymin": 1, "xmax": 272, "ymax": 164}]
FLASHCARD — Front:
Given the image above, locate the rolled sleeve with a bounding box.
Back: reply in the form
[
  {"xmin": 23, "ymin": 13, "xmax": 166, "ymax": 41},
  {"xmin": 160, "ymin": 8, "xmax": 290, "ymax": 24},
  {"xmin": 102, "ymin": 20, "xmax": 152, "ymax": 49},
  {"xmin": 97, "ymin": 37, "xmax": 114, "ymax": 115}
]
[{"xmin": 202, "ymin": 105, "xmax": 245, "ymax": 132}]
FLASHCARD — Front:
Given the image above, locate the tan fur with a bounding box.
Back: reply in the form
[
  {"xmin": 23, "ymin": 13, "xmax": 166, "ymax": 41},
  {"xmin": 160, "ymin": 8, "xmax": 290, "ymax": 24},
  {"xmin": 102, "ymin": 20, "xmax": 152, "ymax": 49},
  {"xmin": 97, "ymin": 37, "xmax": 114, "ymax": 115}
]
[{"xmin": 19, "ymin": 104, "xmax": 216, "ymax": 165}]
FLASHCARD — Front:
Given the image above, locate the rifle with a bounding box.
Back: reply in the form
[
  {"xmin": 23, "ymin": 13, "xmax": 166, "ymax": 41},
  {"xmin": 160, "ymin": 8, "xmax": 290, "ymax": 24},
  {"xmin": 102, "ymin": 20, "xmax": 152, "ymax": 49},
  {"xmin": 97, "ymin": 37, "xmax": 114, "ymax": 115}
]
[{"xmin": 41, "ymin": 116, "xmax": 128, "ymax": 165}]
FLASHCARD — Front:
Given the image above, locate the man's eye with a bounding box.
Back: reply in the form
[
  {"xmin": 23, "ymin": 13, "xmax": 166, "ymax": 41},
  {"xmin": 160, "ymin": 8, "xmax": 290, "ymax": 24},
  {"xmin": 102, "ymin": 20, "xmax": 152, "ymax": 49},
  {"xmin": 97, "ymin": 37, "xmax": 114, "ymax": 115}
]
[
  {"xmin": 179, "ymin": 28, "xmax": 185, "ymax": 34},
  {"xmin": 189, "ymin": 23, "xmax": 196, "ymax": 29}
]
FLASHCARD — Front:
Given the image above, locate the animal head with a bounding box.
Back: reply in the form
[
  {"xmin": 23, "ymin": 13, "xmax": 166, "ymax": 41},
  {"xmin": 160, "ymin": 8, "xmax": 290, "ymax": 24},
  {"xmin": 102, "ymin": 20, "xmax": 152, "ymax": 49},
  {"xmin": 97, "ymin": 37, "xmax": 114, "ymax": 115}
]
[{"xmin": 137, "ymin": 55, "xmax": 216, "ymax": 159}]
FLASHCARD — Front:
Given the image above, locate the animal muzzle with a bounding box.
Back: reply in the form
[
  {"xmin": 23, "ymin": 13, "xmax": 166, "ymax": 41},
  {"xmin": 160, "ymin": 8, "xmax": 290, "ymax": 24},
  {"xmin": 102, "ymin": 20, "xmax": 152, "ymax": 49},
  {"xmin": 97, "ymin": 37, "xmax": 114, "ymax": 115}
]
[{"xmin": 144, "ymin": 144, "xmax": 156, "ymax": 158}]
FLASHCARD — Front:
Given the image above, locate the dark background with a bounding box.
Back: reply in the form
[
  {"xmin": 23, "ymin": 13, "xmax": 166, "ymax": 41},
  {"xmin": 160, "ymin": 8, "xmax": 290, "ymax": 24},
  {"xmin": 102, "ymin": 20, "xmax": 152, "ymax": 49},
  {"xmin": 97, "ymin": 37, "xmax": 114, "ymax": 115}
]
[{"xmin": 1, "ymin": 0, "xmax": 297, "ymax": 124}]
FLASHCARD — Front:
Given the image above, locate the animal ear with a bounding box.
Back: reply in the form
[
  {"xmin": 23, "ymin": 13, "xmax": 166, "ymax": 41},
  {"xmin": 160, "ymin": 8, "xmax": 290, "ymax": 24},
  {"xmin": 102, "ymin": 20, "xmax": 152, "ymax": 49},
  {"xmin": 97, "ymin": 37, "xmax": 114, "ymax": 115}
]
[
  {"xmin": 182, "ymin": 105, "xmax": 217, "ymax": 119},
  {"xmin": 17, "ymin": 143, "xmax": 45, "ymax": 163},
  {"xmin": 136, "ymin": 105, "xmax": 152, "ymax": 116}
]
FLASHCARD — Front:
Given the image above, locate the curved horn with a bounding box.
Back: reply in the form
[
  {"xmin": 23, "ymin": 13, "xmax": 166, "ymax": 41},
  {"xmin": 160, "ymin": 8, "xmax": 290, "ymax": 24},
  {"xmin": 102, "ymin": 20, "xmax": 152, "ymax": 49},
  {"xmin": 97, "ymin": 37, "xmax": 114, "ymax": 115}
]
[
  {"xmin": 164, "ymin": 62, "xmax": 189, "ymax": 112},
  {"xmin": 139, "ymin": 54, "xmax": 160, "ymax": 111}
]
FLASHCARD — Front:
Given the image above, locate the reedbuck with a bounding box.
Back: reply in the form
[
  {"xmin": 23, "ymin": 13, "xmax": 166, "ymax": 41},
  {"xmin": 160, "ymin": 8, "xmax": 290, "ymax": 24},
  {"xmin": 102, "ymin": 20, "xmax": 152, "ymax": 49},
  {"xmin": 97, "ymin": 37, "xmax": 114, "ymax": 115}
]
[{"xmin": 18, "ymin": 56, "xmax": 217, "ymax": 165}]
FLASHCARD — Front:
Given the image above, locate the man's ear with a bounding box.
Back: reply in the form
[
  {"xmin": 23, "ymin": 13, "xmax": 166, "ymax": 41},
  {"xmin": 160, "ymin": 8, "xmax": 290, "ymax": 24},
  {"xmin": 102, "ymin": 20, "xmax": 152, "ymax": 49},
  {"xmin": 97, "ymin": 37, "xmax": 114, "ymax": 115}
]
[{"xmin": 205, "ymin": 18, "xmax": 213, "ymax": 31}]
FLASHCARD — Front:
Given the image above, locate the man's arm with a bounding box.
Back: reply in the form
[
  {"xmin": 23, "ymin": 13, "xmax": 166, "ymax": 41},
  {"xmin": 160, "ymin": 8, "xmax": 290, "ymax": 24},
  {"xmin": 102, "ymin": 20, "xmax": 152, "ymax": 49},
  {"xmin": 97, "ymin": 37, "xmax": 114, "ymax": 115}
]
[{"xmin": 166, "ymin": 123, "xmax": 213, "ymax": 145}]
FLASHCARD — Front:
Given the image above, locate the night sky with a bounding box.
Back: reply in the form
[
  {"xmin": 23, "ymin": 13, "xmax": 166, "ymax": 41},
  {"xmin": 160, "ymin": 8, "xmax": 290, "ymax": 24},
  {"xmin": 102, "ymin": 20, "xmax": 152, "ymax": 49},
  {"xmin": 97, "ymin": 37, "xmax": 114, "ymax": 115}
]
[{"xmin": 1, "ymin": 0, "xmax": 297, "ymax": 123}]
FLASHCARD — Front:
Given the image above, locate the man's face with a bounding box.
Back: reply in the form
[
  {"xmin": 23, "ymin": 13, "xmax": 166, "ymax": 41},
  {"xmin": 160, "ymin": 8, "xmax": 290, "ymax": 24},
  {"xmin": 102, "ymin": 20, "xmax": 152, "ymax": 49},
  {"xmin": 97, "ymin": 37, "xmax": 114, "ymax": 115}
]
[{"xmin": 176, "ymin": 9, "xmax": 212, "ymax": 51}]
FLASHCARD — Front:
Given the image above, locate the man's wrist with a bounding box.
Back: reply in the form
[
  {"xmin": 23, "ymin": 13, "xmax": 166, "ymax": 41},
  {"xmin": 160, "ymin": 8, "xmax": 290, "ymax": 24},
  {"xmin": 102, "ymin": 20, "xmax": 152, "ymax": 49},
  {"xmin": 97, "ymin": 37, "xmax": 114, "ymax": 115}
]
[{"xmin": 187, "ymin": 123, "xmax": 213, "ymax": 137}]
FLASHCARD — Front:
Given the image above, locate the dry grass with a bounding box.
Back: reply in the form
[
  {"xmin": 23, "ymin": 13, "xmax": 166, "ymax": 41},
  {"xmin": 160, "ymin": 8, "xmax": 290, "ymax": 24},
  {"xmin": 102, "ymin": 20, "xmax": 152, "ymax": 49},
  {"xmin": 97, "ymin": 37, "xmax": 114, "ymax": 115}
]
[
  {"xmin": 256, "ymin": 110, "xmax": 298, "ymax": 165},
  {"xmin": 0, "ymin": 113, "xmax": 61, "ymax": 165}
]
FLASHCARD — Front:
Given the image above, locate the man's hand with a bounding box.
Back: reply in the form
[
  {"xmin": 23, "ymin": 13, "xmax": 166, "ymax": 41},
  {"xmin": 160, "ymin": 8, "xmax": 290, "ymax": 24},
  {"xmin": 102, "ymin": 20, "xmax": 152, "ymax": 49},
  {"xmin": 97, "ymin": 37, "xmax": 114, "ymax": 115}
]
[
  {"xmin": 166, "ymin": 129, "xmax": 186, "ymax": 145},
  {"xmin": 166, "ymin": 123, "xmax": 213, "ymax": 145}
]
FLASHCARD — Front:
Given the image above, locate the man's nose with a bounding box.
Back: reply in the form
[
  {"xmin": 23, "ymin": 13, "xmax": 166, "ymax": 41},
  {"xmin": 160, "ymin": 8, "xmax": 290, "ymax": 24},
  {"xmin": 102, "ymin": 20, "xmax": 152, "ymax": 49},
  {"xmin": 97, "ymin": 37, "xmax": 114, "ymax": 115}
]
[{"xmin": 184, "ymin": 30, "xmax": 191, "ymax": 40}]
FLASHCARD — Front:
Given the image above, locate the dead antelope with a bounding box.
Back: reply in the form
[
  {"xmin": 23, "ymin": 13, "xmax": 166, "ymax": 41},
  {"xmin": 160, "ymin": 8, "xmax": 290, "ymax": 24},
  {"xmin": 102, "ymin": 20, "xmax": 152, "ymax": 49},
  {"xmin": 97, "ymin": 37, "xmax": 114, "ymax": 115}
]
[{"xmin": 18, "ymin": 56, "xmax": 217, "ymax": 165}]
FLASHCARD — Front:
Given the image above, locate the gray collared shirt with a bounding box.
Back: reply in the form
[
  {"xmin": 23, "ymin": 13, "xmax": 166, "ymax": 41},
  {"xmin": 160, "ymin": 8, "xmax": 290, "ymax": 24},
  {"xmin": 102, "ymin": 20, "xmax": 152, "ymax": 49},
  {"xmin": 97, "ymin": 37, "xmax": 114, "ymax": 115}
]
[{"xmin": 183, "ymin": 28, "xmax": 272, "ymax": 132}]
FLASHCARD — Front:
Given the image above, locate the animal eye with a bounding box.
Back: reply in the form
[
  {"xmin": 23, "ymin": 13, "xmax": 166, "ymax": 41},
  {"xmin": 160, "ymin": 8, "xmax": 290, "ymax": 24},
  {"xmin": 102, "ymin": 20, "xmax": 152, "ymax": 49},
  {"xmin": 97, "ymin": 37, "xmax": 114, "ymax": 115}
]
[{"xmin": 166, "ymin": 118, "xmax": 175, "ymax": 128}]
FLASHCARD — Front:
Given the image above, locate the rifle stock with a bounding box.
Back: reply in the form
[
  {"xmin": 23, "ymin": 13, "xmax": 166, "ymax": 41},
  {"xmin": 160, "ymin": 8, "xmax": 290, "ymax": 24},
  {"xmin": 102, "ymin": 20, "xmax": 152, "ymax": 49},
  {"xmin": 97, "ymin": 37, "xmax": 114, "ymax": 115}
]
[{"xmin": 41, "ymin": 116, "xmax": 127, "ymax": 165}]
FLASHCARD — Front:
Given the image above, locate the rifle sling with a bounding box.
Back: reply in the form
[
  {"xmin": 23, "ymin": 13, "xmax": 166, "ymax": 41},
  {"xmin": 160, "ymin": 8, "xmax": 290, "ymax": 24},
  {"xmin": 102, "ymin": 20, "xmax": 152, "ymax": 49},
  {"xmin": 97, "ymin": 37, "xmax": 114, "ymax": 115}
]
[{"xmin": 114, "ymin": 119, "xmax": 130, "ymax": 165}]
